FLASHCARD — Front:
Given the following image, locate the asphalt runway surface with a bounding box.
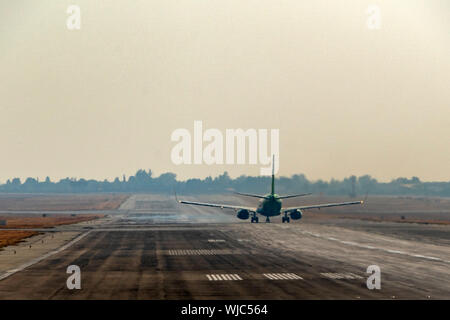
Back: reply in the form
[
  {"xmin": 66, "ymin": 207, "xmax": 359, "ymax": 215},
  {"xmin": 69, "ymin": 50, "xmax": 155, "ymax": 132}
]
[{"xmin": 0, "ymin": 194, "xmax": 449, "ymax": 299}]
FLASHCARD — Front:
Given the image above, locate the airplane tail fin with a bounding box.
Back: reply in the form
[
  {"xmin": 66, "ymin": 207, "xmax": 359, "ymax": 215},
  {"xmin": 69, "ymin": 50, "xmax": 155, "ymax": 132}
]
[{"xmin": 271, "ymin": 155, "xmax": 275, "ymax": 196}]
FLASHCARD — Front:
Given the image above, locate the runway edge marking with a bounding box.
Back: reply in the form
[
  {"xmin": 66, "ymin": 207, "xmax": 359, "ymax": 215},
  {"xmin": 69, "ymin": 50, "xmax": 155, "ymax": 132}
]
[
  {"xmin": 298, "ymin": 230, "xmax": 450, "ymax": 264},
  {"xmin": 0, "ymin": 231, "xmax": 92, "ymax": 282}
]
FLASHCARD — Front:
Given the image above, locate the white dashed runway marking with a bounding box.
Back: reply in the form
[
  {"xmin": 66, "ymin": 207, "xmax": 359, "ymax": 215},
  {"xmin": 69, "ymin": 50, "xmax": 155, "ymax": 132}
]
[
  {"xmin": 167, "ymin": 249, "xmax": 240, "ymax": 256},
  {"xmin": 320, "ymin": 273, "xmax": 363, "ymax": 280},
  {"xmin": 206, "ymin": 274, "xmax": 242, "ymax": 281},
  {"xmin": 263, "ymin": 273, "xmax": 303, "ymax": 280},
  {"xmin": 207, "ymin": 239, "xmax": 226, "ymax": 242}
]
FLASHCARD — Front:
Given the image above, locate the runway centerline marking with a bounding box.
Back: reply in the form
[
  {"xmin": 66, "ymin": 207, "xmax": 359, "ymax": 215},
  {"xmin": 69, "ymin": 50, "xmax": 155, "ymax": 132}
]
[
  {"xmin": 321, "ymin": 272, "xmax": 363, "ymax": 280},
  {"xmin": 206, "ymin": 274, "xmax": 242, "ymax": 281},
  {"xmin": 263, "ymin": 273, "xmax": 303, "ymax": 280},
  {"xmin": 166, "ymin": 249, "xmax": 245, "ymax": 256}
]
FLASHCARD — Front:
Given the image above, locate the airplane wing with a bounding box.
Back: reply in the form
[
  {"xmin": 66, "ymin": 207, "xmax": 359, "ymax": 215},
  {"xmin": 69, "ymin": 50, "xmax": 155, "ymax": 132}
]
[
  {"xmin": 283, "ymin": 200, "xmax": 363, "ymax": 213},
  {"xmin": 178, "ymin": 200, "xmax": 257, "ymax": 213}
]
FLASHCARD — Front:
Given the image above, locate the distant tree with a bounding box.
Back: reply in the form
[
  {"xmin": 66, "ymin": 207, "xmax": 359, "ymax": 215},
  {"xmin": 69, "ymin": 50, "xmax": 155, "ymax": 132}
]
[
  {"xmin": 157, "ymin": 173, "xmax": 177, "ymax": 189},
  {"xmin": 0, "ymin": 169, "xmax": 448, "ymax": 197},
  {"xmin": 358, "ymin": 175, "xmax": 377, "ymax": 194}
]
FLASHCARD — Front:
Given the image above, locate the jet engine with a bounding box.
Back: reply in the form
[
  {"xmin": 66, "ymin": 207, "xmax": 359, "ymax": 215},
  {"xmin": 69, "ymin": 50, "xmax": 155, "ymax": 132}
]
[
  {"xmin": 237, "ymin": 209, "xmax": 250, "ymax": 220},
  {"xmin": 290, "ymin": 210, "xmax": 303, "ymax": 220}
]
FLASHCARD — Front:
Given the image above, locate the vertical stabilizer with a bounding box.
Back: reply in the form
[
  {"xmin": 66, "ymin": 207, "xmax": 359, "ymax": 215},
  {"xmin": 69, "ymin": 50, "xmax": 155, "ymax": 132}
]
[{"xmin": 271, "ymin": 154, "xmax": 275, "ymax": 195}]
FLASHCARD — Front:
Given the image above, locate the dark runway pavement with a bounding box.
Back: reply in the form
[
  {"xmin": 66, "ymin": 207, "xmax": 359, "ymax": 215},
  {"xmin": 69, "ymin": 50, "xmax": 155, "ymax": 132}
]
[{"xmin": 0, "ymin": 195, "xmax": 449, "ymax": 299}]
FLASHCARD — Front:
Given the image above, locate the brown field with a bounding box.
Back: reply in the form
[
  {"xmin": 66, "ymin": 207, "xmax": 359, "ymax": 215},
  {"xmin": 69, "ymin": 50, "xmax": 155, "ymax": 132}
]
[
  {"xmin": 0, "ymin": 214, "xmax": 104, "ymax": 229},
  {"xmin": 0, "ymin": 194, "xmax": 129, "ymax": 211},
  {"xmin": 0, "ymin": 230, "xmax": 38, "ymax": 249},
  {"xmin": 0, "ymin": 213, "xmax": 104, "ymax": 249}
]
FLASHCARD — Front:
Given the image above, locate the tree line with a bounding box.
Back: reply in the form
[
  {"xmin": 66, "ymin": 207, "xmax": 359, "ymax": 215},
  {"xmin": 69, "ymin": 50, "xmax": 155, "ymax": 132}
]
[{"xmin": 0, "ymin": 170, "xmax": 449, "ymax": 197}]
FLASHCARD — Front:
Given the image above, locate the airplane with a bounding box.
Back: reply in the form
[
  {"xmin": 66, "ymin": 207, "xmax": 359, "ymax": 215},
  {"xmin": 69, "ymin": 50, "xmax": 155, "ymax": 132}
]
[{"xmin": 177, "ymin": 156, "xmax": 364, "ymax": 223}]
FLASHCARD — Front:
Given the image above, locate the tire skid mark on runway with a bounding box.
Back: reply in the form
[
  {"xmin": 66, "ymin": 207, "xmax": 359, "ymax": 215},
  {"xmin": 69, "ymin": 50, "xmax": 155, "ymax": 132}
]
[
  {"xmin": 297, "ymin": 230, "xmax": 450, "ymax": 264},
  {"xmin": 0, "ymin": 231, "xmax": 91, "ymax": 281}
]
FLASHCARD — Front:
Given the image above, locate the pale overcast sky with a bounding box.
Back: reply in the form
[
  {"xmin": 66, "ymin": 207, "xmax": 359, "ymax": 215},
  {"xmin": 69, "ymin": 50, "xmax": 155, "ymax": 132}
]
[{"xmin": 0, "ymin": 0, "xmax": 449, "ymax": 182}]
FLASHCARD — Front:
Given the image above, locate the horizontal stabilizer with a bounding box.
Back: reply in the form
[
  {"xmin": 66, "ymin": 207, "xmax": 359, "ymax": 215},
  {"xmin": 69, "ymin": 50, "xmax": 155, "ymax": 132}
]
[
  {"xmin": 277, "ymin": 193, "xmax": 312, "ymax": 199},
  {"xmin": 233, "ymin": 192, "xmax": 267, "ymax": 199}
]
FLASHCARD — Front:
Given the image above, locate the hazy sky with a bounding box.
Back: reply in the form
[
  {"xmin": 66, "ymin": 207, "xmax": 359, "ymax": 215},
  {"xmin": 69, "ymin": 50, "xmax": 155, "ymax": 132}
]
[{"xmin": 0, "ymin": 0, "xmax": 449, "ymax": 182}]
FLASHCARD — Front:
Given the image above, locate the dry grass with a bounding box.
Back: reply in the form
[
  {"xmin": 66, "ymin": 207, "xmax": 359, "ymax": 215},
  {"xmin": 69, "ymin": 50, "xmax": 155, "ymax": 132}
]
[
  {"xmin": 0, "ymin": 214, "xmax": 104, "ymax": 249},
  {"xmin": 0, "ymin": 214, "xmax": 104, "ymax": 229},
  {"xmin": 0, "ymin": 230, "xmax": 38, "ymax": 249}
]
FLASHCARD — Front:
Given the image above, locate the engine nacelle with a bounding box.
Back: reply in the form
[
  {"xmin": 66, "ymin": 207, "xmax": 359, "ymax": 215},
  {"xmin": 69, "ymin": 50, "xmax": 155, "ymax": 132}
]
[
  {"xmin": 237, "ymin": 209, "xmax": 250, "ymax": 220},
  {"xmin": 290, "ymin": 210, "xmax": 303, "ymax": 220}
]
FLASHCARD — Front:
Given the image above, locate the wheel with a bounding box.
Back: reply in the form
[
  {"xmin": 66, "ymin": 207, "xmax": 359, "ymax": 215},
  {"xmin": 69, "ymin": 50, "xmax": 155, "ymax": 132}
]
[
  {"xmin": 286, "ymin": 217, "xmax": 290, "ymax": 223},
  {"xmin": 255, "ymin": 217, "xmax": 259, "ymax": 223},
  {"xmin": 282, "ymin": 217, "xmax": 286, "ymax": 223},
  {"xmin": 251, "ymin": 217, "xmax": 254, "ymax": 223}
]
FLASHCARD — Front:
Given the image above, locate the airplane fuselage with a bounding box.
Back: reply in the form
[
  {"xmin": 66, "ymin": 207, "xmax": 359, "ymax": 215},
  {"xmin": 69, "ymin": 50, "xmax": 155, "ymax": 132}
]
[{"xmin": 256, "ymin": 194, "xmax": 282, "ymax": 217}]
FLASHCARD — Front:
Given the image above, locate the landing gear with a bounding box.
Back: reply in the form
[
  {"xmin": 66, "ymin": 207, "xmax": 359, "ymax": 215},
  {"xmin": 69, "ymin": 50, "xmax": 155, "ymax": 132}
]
[
  {"xmin": 265, "ymin": 217, "xmax": 270, "ymax": 223},
  {"xmin": 282, "ymin": 215, "xmax": 290, "ymax": 223},
  {"xmin": 251, "ymin": 216, "xmax": 259, "ymax": 223}
]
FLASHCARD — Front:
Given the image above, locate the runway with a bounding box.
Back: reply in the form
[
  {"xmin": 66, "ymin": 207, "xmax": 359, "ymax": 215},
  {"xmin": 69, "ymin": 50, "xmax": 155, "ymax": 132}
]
[{"xmin": 0, "ymin": 195, "xmax": 449, "ymax": 299}]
